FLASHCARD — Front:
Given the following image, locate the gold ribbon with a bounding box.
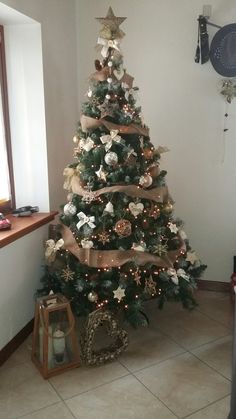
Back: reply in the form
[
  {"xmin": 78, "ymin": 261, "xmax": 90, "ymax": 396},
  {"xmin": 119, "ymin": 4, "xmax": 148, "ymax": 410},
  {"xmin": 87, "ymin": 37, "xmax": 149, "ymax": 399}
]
[
  {"xmin": 61, "ymin": 225, "xmax": 186, "ymax": 269},
  {"xmin": 63, "ymin": 172, "xmax": 172, "ymax": 205},
  {"xmin": 80, "ymin": 114, "xmax": 149, "ymax": 136},
  {"xmin": 63, "ymin": 167, "xmax": 78, "ymax": 190}
]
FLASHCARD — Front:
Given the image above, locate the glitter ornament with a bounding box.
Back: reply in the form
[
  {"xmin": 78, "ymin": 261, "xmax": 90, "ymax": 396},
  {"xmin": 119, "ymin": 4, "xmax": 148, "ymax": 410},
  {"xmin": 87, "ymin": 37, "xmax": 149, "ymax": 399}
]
[
  {"xmin": 105, "ymin": 151, "xmax": 118, "ymax": 166},
  {"xmin": 114, "ymin": 219, "xmax": 132, "ymax": 237},
  {"xmin": 64, "ymin": 202, "xmax": 77, "ymax": 216},
  {"xmin": 162, "ymin": 202, "xmax": 173, "ymax": 215},
  {"xmin": 139, "ymin": 174, "xmax": 153, "ymax": 188},
  {"xmin": 88, "ymin": 291, "xmax": 98, "ymax": 302}
]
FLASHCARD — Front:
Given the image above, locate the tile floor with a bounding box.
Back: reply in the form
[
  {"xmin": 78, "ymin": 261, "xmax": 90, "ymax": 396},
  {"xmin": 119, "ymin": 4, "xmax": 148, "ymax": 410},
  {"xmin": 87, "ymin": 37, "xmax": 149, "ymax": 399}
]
[{"xmin": 0, "ymin": 290, "xmax": 234, "ymax": 419}]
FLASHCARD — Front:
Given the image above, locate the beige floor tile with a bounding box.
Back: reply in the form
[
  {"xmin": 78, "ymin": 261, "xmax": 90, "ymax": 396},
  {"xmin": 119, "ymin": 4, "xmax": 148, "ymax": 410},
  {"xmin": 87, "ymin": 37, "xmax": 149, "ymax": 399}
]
[
  {"xmin": 196, "ymin": 291, "xmax": 233, "ymax": 329},
  {"xmin": 0, "ymin": 361, "xmax": 60, "ymax": 419},
  {"xmin": 149, "ymin": 308, "xmax": 230, "ymax": 350},
  {"xmin": 185, "ymin": 395, "xmax": 230, "ymax": 419},
  {"xmin": 19, "ymin": 402, "xmax": 75, "ymax": 419},
  {"xmin": 192, "ymin": 335, "xmax": 233, "ymax": 380},
  {"xmin": 2, "ymin": 336, "xmax": 32, "ymax": 370},
  {"xmin": 135, "ymin": 352, "xmax": 230, "ymax": 418},
  {"xmin": 66, "ymin": 374, "xmax": 178, "ymax": 419},
  {"xmin": 49, "ymin": 361, "xmax": 128, "ymax": 399},
  {"xmin": 119, "ymin": 327, "xmax": 185, "ymax": 372}
]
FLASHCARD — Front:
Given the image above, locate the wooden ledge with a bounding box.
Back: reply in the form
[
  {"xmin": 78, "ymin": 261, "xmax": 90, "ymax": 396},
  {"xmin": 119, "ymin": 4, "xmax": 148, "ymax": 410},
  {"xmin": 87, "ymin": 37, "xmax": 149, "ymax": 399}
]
[{"xmin": 0, "ymin": 212, "xmax": 58, "ymax": 248}]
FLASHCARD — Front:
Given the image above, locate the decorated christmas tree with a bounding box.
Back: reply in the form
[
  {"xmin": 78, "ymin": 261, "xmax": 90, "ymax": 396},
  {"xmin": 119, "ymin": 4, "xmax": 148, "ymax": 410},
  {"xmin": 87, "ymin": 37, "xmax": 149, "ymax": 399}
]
[{"xmin": 39, "ymin": 8, "xmax": 206, "ymax": 327}]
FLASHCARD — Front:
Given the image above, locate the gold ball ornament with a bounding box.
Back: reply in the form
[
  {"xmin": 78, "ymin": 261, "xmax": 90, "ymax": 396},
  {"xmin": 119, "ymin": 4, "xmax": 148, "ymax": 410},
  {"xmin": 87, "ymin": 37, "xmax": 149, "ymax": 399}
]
[
  {"xmin": 139, "ymin": 174, "xmax": 153, "ymax": 188},
  {"xmin": 162, "ymin": 202, "xmax": 174, "ymax": 215},
  {"xmin": 73, "ymin": 135, "xmax": 79, "ymax": 144},
  {"xmin": 143, "ymin": 148, "xmax": 154, "ymax": 160},
  {"xmin": 88, "ymin": 291, "xmax": 98, "ymax": 303},
  {"xmin": 114, "ymin": 219, "xmax": 132, "ymax": 237}
]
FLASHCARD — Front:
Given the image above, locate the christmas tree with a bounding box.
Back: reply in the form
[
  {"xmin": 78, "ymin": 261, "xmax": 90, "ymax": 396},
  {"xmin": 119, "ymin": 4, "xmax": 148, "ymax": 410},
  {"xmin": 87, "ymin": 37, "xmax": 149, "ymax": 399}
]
[{"xmin": 39, "ymin": 8, "xmax": 206, "ymax": 327}]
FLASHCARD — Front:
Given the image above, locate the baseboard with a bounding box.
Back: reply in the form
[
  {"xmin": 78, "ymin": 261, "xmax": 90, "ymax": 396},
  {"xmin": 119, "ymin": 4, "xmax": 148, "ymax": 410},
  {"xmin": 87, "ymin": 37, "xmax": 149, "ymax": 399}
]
[
  {"xmin": 197, "ymin": 279, "xmax": 230, "ymax": 292},
  {"xmin": 0, "ymin": 318, "xmax": 34, "ymax": 367}
]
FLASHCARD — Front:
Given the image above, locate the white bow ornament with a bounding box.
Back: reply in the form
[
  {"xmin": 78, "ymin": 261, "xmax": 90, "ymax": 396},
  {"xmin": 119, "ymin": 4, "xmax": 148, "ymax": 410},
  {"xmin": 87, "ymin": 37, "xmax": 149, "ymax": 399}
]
[
  {"xmin": 79, "ymin": 137, "xmax": 94, "ymax": 152},
  {"xmin": 100, "ymin": 130, "xmax": 122, "ymax": 151},
  {"xmin": 45, "ymin": 239, "xmax": 64, "ymax": 262},
  {"xmin": 77, "ymin": 212, "xmax": 96, "ymax": 230},
  {"xmin": 97, "ymin": 37, "xmax": 120, "ymax": 58}
]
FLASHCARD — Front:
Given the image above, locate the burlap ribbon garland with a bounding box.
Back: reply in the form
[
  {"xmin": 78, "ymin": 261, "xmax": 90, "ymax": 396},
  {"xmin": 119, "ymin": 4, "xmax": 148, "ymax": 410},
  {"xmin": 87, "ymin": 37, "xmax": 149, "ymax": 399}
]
[
  {"xmin": 64, "ymin": 171, "xmax": 172, "ymax": 205},
  {"xmin": 61, "ymin": 224, "xmax": 186, "ymax": 269},
  {"xmin": 80, "ymin": 114, "xmax": 149, "ymax": 136}
]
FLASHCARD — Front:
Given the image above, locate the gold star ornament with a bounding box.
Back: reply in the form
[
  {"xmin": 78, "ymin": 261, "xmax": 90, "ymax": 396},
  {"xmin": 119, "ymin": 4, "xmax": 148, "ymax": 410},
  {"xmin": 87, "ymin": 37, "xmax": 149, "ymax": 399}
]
[
  {"xmin": 98, "ymin": 231, "xmax": 110, "ymax": 245},
  {"xmin": 96, "ymin": 7, "xmax": 126, "ymax": 40}
]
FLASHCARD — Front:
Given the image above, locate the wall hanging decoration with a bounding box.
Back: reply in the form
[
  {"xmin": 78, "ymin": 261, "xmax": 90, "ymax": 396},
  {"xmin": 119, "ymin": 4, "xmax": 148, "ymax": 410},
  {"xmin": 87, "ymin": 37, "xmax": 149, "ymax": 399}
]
[
  {"xmin": 195, "ymin": 9, "xmax": 236, "ymax": 77},
  {"xmin": 210, "ymin": 24, "xmax": 236, "ymax": 77},
  {"xmin": 31, "ymin": 293, "xmax": 80, "ymax": 378}
]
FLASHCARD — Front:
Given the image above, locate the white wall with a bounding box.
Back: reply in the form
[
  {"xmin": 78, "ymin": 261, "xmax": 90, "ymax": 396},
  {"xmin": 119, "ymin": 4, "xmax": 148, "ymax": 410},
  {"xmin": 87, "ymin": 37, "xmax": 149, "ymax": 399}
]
[
  {"xmin": 76, "ymin": 0, "xmax": 236, "ymax": 283},
  {"xmin": 0, "ymin": 0, "xmax": 78, "ymax": 348},
  {"xmin": 0, "ymin": 225, "xmax": 48, "ymax": 349}
]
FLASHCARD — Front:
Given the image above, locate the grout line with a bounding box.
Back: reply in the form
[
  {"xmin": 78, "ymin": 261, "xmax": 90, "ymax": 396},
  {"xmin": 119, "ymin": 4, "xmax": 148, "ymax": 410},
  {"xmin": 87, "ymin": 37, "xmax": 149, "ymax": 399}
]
[
  {"xmin": 181, "ymin": 393, "xmax": 231, "ymax": 418},
  {"xmin": 59, "ymin": 371, "xmax": 131, "ymax": 401},
  {"xmin": 47, "ymin": 380, "xmax": 77, "ymax": 419},
  {"xmin": 118, "ymin": 348, "xmax": 186, "ymax": 374},
  {"xmin": 15, "ymin": 400, "xmax": 62, "ymax": 419},
  {"xmin": 195, "ymin": 304, "xmax": 233, "ymax": 330},
  {"xmin": 188, "ymin": 333, "xmax": 233, "ymax": 351},
  {"xmin": 189, "ymin": 350, "xmax": 232, "ymax": 383},
  {"xmin": 131, "ymin": 372, "xmax": 180, "ymax": 418}
]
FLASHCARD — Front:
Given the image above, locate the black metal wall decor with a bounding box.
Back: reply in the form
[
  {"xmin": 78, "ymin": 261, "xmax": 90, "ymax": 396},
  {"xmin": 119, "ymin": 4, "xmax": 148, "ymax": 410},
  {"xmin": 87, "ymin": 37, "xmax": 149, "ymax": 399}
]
[{"xmin": 194, "ymin": 14, "xmax": 236, "ymax": 77}]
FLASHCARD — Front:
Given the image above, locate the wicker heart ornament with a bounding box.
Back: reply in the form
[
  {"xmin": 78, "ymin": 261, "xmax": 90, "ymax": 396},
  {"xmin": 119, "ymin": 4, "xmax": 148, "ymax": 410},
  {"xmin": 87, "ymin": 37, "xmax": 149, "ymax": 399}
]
[{"xmin": 82, "ymin": 309, "xmax": 128, "ymax": 365}]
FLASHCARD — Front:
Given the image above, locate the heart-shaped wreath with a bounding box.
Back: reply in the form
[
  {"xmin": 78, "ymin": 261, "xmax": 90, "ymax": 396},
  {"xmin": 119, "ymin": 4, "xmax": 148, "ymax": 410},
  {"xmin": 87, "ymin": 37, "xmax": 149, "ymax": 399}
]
[{"xmin": 81, "ymin": 309, "xmax": 129, "ymax": 366}]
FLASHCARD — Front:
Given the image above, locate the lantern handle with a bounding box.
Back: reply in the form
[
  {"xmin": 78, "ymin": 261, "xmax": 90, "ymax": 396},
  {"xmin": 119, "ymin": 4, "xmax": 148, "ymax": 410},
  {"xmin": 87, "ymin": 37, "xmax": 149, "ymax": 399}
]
[{"xmin": 39, "ymin": 304, "xmax": 75, "ymax": 338}]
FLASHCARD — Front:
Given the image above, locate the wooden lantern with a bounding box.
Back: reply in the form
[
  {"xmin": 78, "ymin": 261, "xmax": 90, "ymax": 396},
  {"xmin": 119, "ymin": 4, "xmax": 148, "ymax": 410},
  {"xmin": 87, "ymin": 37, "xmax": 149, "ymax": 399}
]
[{"xmin": 32, "ymin": 293, "xmax": 80, "ymax": 378}]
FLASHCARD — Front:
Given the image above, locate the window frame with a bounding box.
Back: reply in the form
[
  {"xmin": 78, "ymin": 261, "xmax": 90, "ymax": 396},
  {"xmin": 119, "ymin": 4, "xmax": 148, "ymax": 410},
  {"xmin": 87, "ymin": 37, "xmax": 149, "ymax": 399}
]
[{"xmin": 0, "ymin": 24, "xmax": 15, "ymax": 213}]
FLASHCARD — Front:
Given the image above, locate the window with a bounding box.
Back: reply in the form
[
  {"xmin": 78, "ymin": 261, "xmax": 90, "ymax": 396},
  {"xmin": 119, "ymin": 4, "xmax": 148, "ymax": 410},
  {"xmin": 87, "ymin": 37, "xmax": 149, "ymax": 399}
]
[{"xmin": 0, "ymin": 25, "xmax": 15, "ymax": 212}]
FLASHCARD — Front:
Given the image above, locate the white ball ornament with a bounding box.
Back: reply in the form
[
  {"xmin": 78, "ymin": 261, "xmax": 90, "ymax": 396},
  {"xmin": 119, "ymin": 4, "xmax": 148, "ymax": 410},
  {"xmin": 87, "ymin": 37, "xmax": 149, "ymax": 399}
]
[
  {"xmin": 88, "ymin": 291, "xmax": 98, "ymax": 302},
  {"xmin": 107, "ymin": 77, "xmax": 112, "ymax": 84},
  {"xmin": 108, "ymin": 61, "xmax": 113, "ymax": 67},
  {"xmin": 139, "ymin": 174, "xmax": 153, "ymax": 188},
  {"xmin": 64, "ymin": 202, "xmax": 77, "ymax": 216},
  {"xmin": 105, "ymin": 151, "xmax": 118, "ymax": 166}
]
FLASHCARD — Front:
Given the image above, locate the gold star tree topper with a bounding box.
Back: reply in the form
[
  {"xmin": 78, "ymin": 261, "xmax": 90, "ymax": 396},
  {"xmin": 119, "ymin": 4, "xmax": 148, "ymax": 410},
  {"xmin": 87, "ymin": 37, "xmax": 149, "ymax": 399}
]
[{"xmin": 96, "ymin": 7, "xmax": 126, "ymax": 39}]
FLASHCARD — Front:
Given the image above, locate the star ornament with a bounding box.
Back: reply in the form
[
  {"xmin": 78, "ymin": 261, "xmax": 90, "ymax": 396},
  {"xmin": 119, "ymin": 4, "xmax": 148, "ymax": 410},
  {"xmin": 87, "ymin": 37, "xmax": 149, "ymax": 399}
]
[
  {"xmin": 98, "ymin": 231, "xmax": 110, "ymax": 245},
  {"xmin": 186, "ymin": 251, "xmax": 198, "ymax": 265},
  {"xmin": 113, "ymin": 286, "xmax": 126, "ymax": 301},
  {"xmin": 61, "ymin": 266, "xmax": 74, "ymax": 282},
  {"xmin": 95, "ymin": 165, "xmax": 108, "ymax": 181},
  {"xmin": 168, "ymin": 222, "xmax": 178, "ymax": 234},
  {"xmin": 96, "ymin": 7, "xmax": 126, "ymax": 39}
]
